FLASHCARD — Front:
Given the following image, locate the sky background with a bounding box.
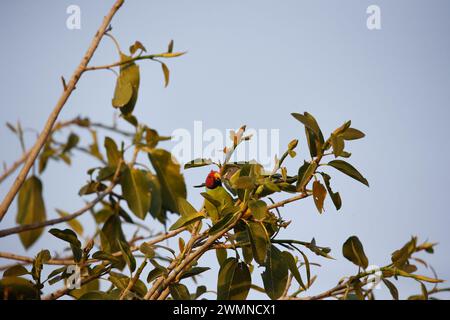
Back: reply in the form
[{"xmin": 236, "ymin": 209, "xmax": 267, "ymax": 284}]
[{"xmin": 0, "ymin": 0, "xmax": 449, "ymax": 300}]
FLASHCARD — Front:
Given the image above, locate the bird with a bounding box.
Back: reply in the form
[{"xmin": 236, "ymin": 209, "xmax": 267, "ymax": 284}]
[
  {"xmin": 193, "ymin": 170, "xmax": 222, "ymax": 189},
  {"xmin": 204, "ymin": 170, "xmax": 222, "ymax": 189}
]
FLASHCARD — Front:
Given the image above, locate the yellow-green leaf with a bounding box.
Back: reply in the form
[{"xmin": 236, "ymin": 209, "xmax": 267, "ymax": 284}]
[
  {"xmin": 120, "ymin": 167, "xmax": 152, "ymax": 220},
  {"xmin": 147, "ymin": 149, "xmax": 187, "ymax": 214},
  {"xmin": 16, "ymin": 176, "xmax": 46, "ymax": 249}
]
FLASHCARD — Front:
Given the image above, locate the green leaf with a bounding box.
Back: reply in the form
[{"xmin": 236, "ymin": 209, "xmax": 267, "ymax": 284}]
[
  {"xmin": 120, "ymin": 166, "xmax": 152, "ymax": 220},
  {"xmin": 92, "ymin": 251, "xmax": 122, "ymax": 266},
  {"xmin": 169, "ymin": 283, "xmax": 191, "ymax": 300},
  {"xmin": 16, "ymin": 176, "xmax": 46, "ymax": 249},
  {"xmin": 319, "ymin": 172, "xmax": 342, "ymax": 210},
  {"xmin": 312, "ymin": 180, "xmax": 327, "ymax": 214},
  {"xmin": 49, "ymin": 228, "xmax": 82, "ymax": 262},
  {"xmin": 209, "ymin": 207, "xmax": 241, "ymax": 235},
  {"xmin": 112, "ymin": 53, "xmax": 140, "ymax": 115},
  {"xmin": 296, "ymin": 161, "xmax": 317, "ymax": 191},
  {"xmin": 78, "ymin": 291, "xmax": 111, "ymax": 300},
  {"xmin": 56, "ymin": 209, "xmax": 84, "ymax": 236},
  {"xmin": 391, "ymin": 237, "xmax": 417, "ymax": 268},
  {"xmin": 69, "ymin": 279, "xmax": 100, "ymax": 299},
  {"xmin": 62, "ymin": 133, "xmax": 79, "ymax": 153},
  {"xmin": 139, "ymin": 243, "xmax": 155, "ymax": 259},
  {"xmin": 118, "ymin": 239, "xmax": 136, "ymax": 273},
  {"xmin": 330, "ymin": 134, "xmax": 345, "ymax": 157},
  {"xmin": 147, "ymin": 173, "xmax": 164, "ymax": 222},
  {"xmin": 382, "ymin": 279, "xmax": 399, "ymax": 300},
  {"xmin": 169, "ymin": 211, "xmax": 205, "ymax": 231},
  {"xmin": 147, "ymin": 149, "xmax": 187, "ymax": 214},
  {"xmin": 184, "ymin": 158, "xmax": 213, "ymax": 169},
  {"xmin": 342, "ymin": 236, "xmax": 369, "ymax": 269},
  {"xmin": 32, "ymin": 249, "xmax": 51, "ymax": 283},
  {"xmin": 129, "ymin": 41, "xmax": 146, "ymax": 55},
  {"xmin": 281, "ymin": 251, "xmax": 306, "ymax": 290},
  {"xmin": 342, "ymin": 128, "xmax": 365, "ymax": 140},
  {"xmin": 246, "ymin": 221, "xmax": 270, "ymax": 265},
  {"xmin": 180, "ymin": 267, "xmax": 210, "ymax": 280},
  {"xmin": 217, "ymin": 258, "xmax": 251, "ymax": 300},
  {"xmin": 104, "ymin": 137, "xmax": 121, "ymax": 167},
  {"xmin": 232, "ymin": 176, "xmax": 255, "ymax": 190},
  {"xmin": 291, "ymin": 112, "xmax": 324, "ymax": 144},
  {"xmin": 3, "ymin": 265, "xmax": 29, "ymax": 278},
  {"xmin": 248, "ymin": 200, "xmax": 267, "ymax": 220},
  {"xmin": 201, "ymin": 186, "xmax": 234, "ymax": 222},
  {"xmin": 216, "ymin": 248, "xmax": 228, "ymax": 266},
  {"xmin": 0, "ymin": 277, "xmax": 39, "ymax": 300},
  {"xmin": 328, "ymin": 160, "xmax": 369, "ymax": 187},
  {"xmin": 167, "ymin": 40, "xmax": 174, "ymax": 53},
  {"xmin": 262, "ymin": 245, "xmax": 289, "ymax": 300},
  {"xmin": 100, "ymin": 214, "xmax": 126, "ymax": 255}
]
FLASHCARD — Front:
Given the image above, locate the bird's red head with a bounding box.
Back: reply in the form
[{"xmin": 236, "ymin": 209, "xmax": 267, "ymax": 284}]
[{"xmin": 205, "ymin": 170, "xmax": 222, "ymax": 189}]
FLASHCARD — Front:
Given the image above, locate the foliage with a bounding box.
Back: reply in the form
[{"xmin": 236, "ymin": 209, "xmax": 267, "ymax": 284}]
[{"xmin": 0, "ymin": 26, "xmax": 446, "ymax": 301}]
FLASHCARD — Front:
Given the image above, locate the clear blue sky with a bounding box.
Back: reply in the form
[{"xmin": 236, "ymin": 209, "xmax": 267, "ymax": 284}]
[{"xmin": 0, "ymin": 0, "xmax": 449, "ymax": 299}]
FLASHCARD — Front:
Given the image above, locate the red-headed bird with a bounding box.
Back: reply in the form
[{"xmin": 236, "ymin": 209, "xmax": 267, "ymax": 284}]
[{"xmin": 205, "ymin": 170, "xmax": 222, "ymax": 189}]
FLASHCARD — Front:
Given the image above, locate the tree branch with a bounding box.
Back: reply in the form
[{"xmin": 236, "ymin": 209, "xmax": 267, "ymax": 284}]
[
  {"xmin": 0, "ymin": 160, "xmax": 123, "ymax": 238},
  {"xmin": 0, "ymin": 0, "xmax": 125, "ymax": 222}
]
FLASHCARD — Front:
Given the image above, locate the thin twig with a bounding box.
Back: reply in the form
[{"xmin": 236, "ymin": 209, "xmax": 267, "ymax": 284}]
[
  {"xmin": 0, "ymin": 226, "xmax": 187, "ymax": 266},
  {"xmin": 0, "ymin": 160, "xmax": 123, "ymax": 238}
]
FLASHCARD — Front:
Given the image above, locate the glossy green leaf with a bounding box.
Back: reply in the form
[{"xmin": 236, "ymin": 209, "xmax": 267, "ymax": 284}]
[
  {"xmin": 262, "ymin": 245, "xmax": 289, "ymax": 300},
  {"xmin": 49, "ymin": 228, "xmax": 82, "ymax": 262},
  {"xmin": 217, "ymin": 258, "xmax": 251, "ymax": 300},
  {"xmin": 16, "ymin": 176, "xmax": 46, "ymax": 249},
  {"xmin": 328, "ymin": 160, "xmax": 369, "ymax": 187},
  {"xmin": 342, "ymin": 236, "xmax": 369, "ymax": 269},
  {"xmin": 291, "ymin": 112, "xmax": 324, "ymax": 144},
  {"xmin": 170, "ymin": 283, "xmax": 191, "ymax": 300},
  {"xmin": 281, "ymin": 251, "xmax": 306, "ymax": 290},
  {"xmin": 342, "ymin": 128, "xmax": 365, "ymax": 140}
]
